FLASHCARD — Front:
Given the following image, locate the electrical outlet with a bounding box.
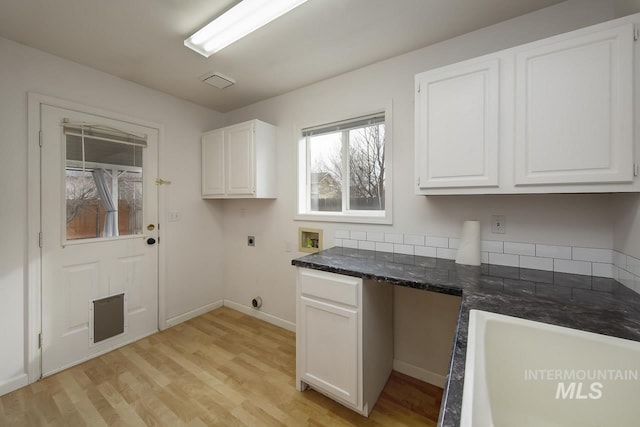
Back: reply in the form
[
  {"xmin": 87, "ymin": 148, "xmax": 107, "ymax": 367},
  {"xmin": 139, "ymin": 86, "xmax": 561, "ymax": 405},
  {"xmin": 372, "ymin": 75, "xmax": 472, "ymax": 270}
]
[
  {"xmin": 248, "ymin": 236, "xmax": 255, "ymax": 246},
  {"xmin": 491, "ymin": 215, "xmax": 506, "ymax": 234},
  {"xmin": 168, "ymin": 211, "xmax": 180, "ymax": 222}
]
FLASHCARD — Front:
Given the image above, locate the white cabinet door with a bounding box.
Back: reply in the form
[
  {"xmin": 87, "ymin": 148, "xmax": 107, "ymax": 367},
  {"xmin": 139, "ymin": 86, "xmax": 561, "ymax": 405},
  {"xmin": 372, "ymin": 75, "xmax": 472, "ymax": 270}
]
[
  {"xmin": 202, "ymin": 130, "xmax": 225, "ymax": 196},
  {"xmin": 416, "ymin": 57, "xmax": 500, "ymax": 190},
  {"xmin": 225, "ymin": 122, "xmax": 255, "ymax": 195},
  {"xmin": 298, "ymin": 296, "xmax": 359, "ymax": 407},
  {"xmin": 514, "ymin": 24, "xmax": 634, "ymax": 185}
]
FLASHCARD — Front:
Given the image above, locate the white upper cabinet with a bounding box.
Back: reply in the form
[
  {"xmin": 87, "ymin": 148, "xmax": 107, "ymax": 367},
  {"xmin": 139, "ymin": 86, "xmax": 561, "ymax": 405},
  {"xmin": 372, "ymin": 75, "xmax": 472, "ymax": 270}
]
[
  {"xmin": 202, "ymin": 119, "xmax": 277, "ymax": 199},
  {"xmin": 415, "ymin": 18, "xmax": 639, "ymax": 195},
  {"xmin": 514, "ymin": 24, "xmax": 634, "ymax": 186},
  {"xmin": 416, "ymin": 57, "xmax": 500, "ymax": 190}
]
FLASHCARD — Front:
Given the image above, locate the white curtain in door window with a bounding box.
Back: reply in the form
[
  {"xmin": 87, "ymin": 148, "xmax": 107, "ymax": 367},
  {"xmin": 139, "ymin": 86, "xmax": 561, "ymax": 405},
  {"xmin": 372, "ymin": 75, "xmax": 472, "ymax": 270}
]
[{"xmin": 92, "ymin": 168, "xmax": 118, "ymax": 237}]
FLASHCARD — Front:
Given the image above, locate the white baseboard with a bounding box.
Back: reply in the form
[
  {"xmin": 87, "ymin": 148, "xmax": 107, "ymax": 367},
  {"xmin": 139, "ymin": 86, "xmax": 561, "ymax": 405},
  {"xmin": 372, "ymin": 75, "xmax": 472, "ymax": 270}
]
[
  {"xmin": 393, "ymin": 359, "xmax": 446, "ymax": 388},
  {"xmin": 165, "ymin": 300, "xmax": 224, "ymax": 329},
  {"xmin": 0, "ymin": 373, "xmax": 28, "ymax": 397},
  {"xmin": 222, "ymin": 299, "xmax": 296, "ymax": 332}
]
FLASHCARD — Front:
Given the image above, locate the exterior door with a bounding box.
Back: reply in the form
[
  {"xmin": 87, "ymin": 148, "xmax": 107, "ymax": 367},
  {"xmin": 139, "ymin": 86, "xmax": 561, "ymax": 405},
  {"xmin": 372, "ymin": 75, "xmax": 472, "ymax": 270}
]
[{"xmin": 40, "ymin": 104, "xmax": 159, "ymax": 376}]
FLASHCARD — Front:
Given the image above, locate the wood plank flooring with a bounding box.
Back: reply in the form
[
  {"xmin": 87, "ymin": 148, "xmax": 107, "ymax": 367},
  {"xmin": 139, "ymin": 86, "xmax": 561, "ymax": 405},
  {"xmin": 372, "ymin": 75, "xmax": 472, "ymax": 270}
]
[{"xmin": 0, "ymin": 307, "xmax": 443, "ymax": 426}]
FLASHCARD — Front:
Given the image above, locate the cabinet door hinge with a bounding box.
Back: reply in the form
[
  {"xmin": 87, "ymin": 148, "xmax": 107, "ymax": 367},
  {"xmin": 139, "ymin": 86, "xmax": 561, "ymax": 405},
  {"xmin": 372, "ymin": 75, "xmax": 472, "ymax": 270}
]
[
  {"xmin": 634, "ymin": 27, "xmax": 639, "ymax": 41},
  {"xmin": 38, "ymin": 231, "xmax": 43, "ymax": 248},
  {"xmin": 634, "ymin": 163, "xmax": 639, "ymax": 177},
  {"xmin": 38, "ymin": 333, "xmax": 42, "ymax": 349},
  {"xmin": 38, "ymin": 130, "xmax": 43, "ymax": 147},
  {"xmin": 417, "ymin": 83, "xmax": 421, "ymax": 94}
]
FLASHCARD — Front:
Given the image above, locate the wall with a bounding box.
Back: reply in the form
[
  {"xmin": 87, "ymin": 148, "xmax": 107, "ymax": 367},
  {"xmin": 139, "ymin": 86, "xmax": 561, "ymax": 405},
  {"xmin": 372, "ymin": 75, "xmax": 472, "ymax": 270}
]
[
  {"xmin": 222, "ymin": 0, "xmax": 619, "ymax": 384},
  {"xmin": 0, "ymin": 37, "xmax": 225, "ymax": 394},
  {"xmin": 615, "ymin": 0, "xmax": 640, "ymax": 16}
]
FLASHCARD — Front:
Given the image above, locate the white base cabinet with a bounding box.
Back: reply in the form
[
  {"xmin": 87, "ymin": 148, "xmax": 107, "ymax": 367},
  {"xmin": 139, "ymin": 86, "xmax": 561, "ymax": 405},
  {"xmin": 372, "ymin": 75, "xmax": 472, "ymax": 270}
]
[
  {"xmin": 296, "ymin": 268, "xmax": 393, "ymax": 416},
  {"xmin": 202, "ymin": 119, "xmax": 277, "ymax": 198},
  {"xmin": 415, "ymin": 16, "xmax": 639, "ymax": 195}
]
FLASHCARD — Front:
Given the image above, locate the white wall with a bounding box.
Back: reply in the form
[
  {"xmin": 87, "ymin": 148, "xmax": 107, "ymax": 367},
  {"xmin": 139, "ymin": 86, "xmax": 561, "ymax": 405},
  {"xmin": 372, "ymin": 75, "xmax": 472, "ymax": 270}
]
[
  {"xmin": 0, "ymin": 37, "xmax": 225, "ymax": 393},
  {"xmin": 222, "ymin": 0, "xmax": 618, "ymax": 382},
  {"xmin": 615, "ymin": 0, "xmax": 640, "ymax": 16}
]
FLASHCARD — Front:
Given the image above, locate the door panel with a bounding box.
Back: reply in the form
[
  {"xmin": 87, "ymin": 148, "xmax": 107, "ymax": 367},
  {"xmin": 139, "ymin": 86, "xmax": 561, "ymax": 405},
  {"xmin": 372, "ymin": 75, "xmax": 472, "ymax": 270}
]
[
  {"xmin": 514, "ymin": 24, "xmax": 634, "ymax": 185},
  {"xmin": 226, "ymin": 123, "xmax": 255, "ymax": 194},
  {"xmin": 299, "ymin": 296, "xmax": 359, "ymax": 406},
  {"xmin": 416, "ymin": 57, "xmax": 500, "ymax": 189},
  {"xmin": 41, "ymin": 105, "xmax": 159, "ymax": 376},
  {"xmin": 201, "ymin": 130, "xmax": 225, "ymax": 196}
]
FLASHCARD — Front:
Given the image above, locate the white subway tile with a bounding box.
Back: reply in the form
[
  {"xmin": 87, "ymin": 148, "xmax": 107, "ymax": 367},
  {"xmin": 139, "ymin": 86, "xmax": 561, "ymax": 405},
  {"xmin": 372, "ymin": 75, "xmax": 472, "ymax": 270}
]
[
  {"xmin": 627, "ymin": 256, "xmax": 640, "ymax": 276},
  {"xmin": 481, "ymin": 240, "xmax": 504, "ymax": 253},
  {"xmin": 592, "ymin": 262, "xmax": 613, "ymax": 279},
  {"xmin": 489, "ymin": 253, "xmax": 520, "ymax": 268},
  {"xmin": 481, "ymin": 252, "xmax": 489, "ymax": 264},
  {"xmin": 335, "ymin": 229, "xmax": 350, "ymax": 239},
  {"xmin": 404, "ymin": 234, "xmax": 425, "ymax": 246},
  {"xmin": 572, "ymin": 247, "xmax": 612, "ymax": 263},
  {"xmin": 554, "ymin": 259, "xmax": 591, "ymax": 276},
  {"xmin": 503, "ymin": 242, "xmax": 535, "ymax": 256},
  {"xmin": 613, "ymin": 251, "xmax": 627, "ymax": 268},
  {"xmin": 426, "ymin": 236, "xmax": 449, "ymax": 248},
  {"xmin": 375, "ymin": 242, "xmax": 394, "ymax": 253},
  {"xmin": 618, "ymin": 268, "xmax": 634, "ymax": 290},
  {"xmin": 342, "ymin": 239, "xmax": 358, "ymax": 249},
  {"xmin": 437, "ymin": 248, "xmax": 457, "ymax": 260},
  {"xmin": 350, "ymin": 231, "xmax": 367, "ymax": 241},
  {"xmin": 415, "ymin": 246, "xmax": 437, "ymax": 257},
  {"xmin": 520, "ymin": 256, "xmax": 554, "ymax": 271},
  {"xmin": 612, "ymin": 265, "xmax": 620, "ymax": 281},
  {"xmin": 536, "ymin": 244, "xmax": 572, "ymax": 260},
  {"xmin": 394, "ymin": 244, "xmax": 415, "ymax": 255},
  {"xmin": 358, "ymin": 241, "xmax": 375, "ymax": 251},
  {"xmin": 385, "ymin": 233, "xmax": 403, "ymax": 244},
  {"xmin": 367, "ymin": 231, "xmax": 385, "ymax": 242},
  {"xmin": 334, "ymin": 238, "xmax": 343, "ymax": 247},
  {"xmin": 449, "ymin": 238, "xmax": 460, "ymax": 249}
]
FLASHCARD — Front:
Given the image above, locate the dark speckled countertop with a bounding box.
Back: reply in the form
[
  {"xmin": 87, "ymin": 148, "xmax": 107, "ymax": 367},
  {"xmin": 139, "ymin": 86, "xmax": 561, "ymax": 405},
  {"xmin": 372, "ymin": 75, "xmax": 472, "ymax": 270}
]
[{"xmin": 291, "ymin": 246, "xmax": 640, "ymax": 427}]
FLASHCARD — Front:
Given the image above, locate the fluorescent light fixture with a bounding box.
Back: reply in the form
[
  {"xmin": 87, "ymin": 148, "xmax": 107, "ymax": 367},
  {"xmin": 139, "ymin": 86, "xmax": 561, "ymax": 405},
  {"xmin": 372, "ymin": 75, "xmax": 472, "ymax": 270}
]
[{"xmin": 184, "ymin": 0, "xmax": 308, "ymax": 57}]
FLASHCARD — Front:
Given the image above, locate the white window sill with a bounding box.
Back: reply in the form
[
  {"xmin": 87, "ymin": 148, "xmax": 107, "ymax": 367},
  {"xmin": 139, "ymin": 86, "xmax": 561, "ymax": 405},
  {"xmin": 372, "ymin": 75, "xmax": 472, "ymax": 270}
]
[{"xmin": 294, "ymin": 212, "xmax": 392, "ymax": 225}]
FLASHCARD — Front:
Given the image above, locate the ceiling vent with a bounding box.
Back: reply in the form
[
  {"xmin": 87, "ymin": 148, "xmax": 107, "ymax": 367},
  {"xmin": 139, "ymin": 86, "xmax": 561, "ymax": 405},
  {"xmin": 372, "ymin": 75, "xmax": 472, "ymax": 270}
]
[{"xmin": 201, "ymin": 72, "xmax": 235, "ymax": 89}]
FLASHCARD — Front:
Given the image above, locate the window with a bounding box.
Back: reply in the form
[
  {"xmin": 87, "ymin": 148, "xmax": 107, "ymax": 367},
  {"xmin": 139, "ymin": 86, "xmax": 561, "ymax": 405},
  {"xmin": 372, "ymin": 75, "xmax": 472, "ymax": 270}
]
[
  {"xmin": 297, "ymin": 111, "xmax": 391, "ymax": 224},
  {"xmin": 64, "ymin": 124, "xmax": 145, "ymax": 240}
]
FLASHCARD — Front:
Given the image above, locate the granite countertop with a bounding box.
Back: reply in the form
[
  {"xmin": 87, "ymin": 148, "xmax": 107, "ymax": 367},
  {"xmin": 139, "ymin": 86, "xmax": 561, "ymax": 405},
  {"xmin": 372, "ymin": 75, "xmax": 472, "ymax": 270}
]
[{"xmin": 291, "ymin": 246, "xmax": 640, "ymax": 427}]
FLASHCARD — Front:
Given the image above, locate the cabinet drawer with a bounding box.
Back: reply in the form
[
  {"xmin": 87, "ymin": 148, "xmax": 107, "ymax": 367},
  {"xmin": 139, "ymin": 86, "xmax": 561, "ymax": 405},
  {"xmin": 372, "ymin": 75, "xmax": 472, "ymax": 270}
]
[{"xmin": 299, "ymin": 269, "xmax": 360, "ymax": 307}]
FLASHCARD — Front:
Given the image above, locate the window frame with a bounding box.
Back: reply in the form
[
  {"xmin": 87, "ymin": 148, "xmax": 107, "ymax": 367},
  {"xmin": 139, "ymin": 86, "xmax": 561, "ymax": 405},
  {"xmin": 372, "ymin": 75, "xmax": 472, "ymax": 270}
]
[{"xmin": 295, "ymin": 105, "xmax": 393, "ymax": 225}]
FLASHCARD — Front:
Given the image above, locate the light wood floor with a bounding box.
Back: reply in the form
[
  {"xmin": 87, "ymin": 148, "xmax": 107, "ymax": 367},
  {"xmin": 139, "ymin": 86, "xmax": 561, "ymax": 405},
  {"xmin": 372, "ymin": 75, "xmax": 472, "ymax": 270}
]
[{"xmin": 0, "ymin": 307, "xmax": 443, "ymax": 426}]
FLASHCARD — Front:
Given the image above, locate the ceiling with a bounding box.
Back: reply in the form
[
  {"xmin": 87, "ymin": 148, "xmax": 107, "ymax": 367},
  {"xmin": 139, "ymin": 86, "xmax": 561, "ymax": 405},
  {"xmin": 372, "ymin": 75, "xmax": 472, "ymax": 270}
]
[{"xmin": 0, "ymin": 0, "xmax": 564, "ymax": 112}]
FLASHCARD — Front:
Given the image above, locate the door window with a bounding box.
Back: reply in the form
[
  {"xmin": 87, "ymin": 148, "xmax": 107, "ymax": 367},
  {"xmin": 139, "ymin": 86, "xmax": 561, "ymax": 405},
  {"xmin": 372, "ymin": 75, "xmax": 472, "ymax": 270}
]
[{"xmin": 64, "ymin": 124, "xmax": 145, "ymax": 240}]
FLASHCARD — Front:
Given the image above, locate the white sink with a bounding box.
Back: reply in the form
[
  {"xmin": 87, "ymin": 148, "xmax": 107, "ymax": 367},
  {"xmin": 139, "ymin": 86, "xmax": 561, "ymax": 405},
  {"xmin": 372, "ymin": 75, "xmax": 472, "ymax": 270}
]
[{"xmin": 460, "ymin": 309, "xmax": 640, "ymax": 427}]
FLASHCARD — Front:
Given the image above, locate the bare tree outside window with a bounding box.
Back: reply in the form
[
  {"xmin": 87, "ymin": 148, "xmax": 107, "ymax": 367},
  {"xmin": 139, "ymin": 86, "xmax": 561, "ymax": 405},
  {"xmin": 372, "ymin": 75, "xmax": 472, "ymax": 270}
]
[
  {"xmin": 309, "ymin": 123, "xmax": 385, "ymax": 212},
  {"xmin": 348, "ymin": 124, "xmax": 385, "ymax": 210}
]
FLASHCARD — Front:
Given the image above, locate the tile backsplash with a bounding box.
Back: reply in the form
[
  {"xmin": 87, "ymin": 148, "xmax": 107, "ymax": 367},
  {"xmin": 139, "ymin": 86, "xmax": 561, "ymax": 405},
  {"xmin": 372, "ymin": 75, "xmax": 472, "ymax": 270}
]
[{"xmin": 334, "ymin": 229, "xmax": 640, "ymax": 294}]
